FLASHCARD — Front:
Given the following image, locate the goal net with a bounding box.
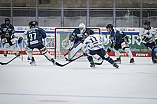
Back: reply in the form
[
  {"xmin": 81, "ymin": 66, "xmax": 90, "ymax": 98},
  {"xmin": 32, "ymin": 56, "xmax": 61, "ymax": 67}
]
[{"xmin": 54, "ymin": 27, "xmax": 101, "ymax": 59}]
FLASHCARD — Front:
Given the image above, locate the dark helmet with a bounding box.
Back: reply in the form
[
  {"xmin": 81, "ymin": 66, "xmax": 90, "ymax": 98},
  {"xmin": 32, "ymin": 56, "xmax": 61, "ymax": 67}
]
[
  {"xmin": 106, "ymin": 24, "xmax": 113, "ymax": 29},
  {"xmin": 5, "ymin": 18, "xmax": 10, "ymax": 26},
  {"xmin": 144, "ymin": 20, "xmax": 150, "ymax": 26},
  {"xmin": 5, "ymin": 18, "xmax": 10, "ymax": 22},
  {"xmin": 29, "ymin": 21, "xmax": 38, "ymax": 27},
  {"xmin": 87, "ymin": 30, "xmax": 94, "ymax": 35}
]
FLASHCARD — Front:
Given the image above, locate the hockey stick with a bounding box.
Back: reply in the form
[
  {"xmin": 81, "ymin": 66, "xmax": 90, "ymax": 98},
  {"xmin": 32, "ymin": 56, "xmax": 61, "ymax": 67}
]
[
  {"xmin": 0, "ymin": 50, "xmax": 26, "ymax": 65},
  {"xmin": 55, "ymin": 55, "xmax": 84, "ymax": 67}
]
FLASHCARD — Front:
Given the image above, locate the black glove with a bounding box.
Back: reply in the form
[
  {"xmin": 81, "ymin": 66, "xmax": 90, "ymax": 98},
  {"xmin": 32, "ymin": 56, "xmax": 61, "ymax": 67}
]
[
  {"xmin": 11, "ymin": 34, "xmax": 15, "ymax": 39},
  {"xmin": 107, "ymin": 47, "xmax": 112, "ymax": 53},
  {"xmin": 18, "ymin": 37, "xmax": 23, "ymax": 44},
  {"xmin": 155, "ymin": 39, "xmax": 157, "ymax": 44},
  {"xmin": 110, "ymin": 44, "xmax": 113, "ymax": 48},
  {"xmin": 142, "ymin": 36, "xmax": 149, "ymax": 42}
]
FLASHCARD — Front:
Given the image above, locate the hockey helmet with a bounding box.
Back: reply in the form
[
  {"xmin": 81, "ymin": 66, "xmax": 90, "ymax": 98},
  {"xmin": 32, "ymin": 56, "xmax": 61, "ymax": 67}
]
[
  {"xmin": 29, "ymin": 21, "xmax": 38, "ymax": 27},
  {"xmin": 5, "ymin": 18, "xmax": 10, "ymax": 22},
  {"xmin": 106, "ymin": 24, "xmax": 113, "ymax": 29},
  {"xmin": 144, "ymin": 20, "xmax": 150, "ymax": 26},
  {"xmin": 79, "ymin": 23, "xmax": 85, "ymax": 30},
  {"xmin": 5, "ymin": 18, "xmax": 10, "ymax": 26},
  {"xmin": 87, "ymin": 30, "xmax": 94, "ymax": 35}
]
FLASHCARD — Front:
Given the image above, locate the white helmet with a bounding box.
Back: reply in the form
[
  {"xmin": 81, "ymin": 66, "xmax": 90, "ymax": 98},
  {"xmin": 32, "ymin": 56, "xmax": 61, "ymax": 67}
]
[{"xmin": 79, "ymin": 23, "xmax": 85, "ymax": 33}]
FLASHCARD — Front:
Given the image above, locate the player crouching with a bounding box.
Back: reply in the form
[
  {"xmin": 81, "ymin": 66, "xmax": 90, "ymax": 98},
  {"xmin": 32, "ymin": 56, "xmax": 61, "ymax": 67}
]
[{"xmin": 82, "ymin": 30, "xmax": 119, "ymax": 68}]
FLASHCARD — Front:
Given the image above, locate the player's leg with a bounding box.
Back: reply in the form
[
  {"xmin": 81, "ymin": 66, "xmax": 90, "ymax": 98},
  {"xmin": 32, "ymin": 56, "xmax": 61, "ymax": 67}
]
[
  {"xmin": 9, "ymin": 38, "xmax": 18, "ymax": 56},
  {"xmin": 38, "ymin": 44, "xmax": 56, "ymax": 65},
  {"xmin": 143, "ymin": 42, "xmax": 156, "ymax": 63},
  {"xmin": 26, "ymin": 47, "xmax": 36, "ymax": 66},
  {"xmin": 64, "ymin": 40, "xmax": 83, "ymax": 61},
  {"xmin": 113, "ymin": 48, "xmax": 121, "ymax": 63},
  {"xmin": 121, "ymin": 42, "xmax": 135, "ymax": 63},
  {"xmin": 97, "ymin": 49, "xmax": 119, "ymax": 68},
  {"xmin": 86, "ymin": 55, "xmax": 95, "ymax": 68},
  {"xmin": 3, "ymin": 43, "xmax": 9, "ymax": 57},
  {"xmin": 152, "ymin": 47, "xmax": 157, "ymax": 63},
  {"xmin": 2, "ymin": 38, "xmax": 8, "ymax": 57}
]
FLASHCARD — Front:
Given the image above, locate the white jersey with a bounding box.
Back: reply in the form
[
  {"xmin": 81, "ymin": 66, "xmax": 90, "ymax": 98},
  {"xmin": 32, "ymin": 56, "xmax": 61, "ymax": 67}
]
[
  {"xmin": 139, "ymin": 27, "xmax": 157, "ymax": 43},
  {"xmin": 82, "ymin": 34, "xmax": 107, "ymax": 53}
]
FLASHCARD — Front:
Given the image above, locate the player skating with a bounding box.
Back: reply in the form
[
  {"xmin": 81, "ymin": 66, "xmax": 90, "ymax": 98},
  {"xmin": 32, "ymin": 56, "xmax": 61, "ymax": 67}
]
[
  {"xmin": 1, "ymin": 18, "xmax": 18, "ymax": 57},
  {"xmin": 82, "ymin": 30, "xmax": 119, "ymax": 68},
  {"xmin": 64, "ymin": 23, "xmax": 90, "ymax": 61},
  {"xmin": 25, "ymin": 21, "xmax": 56, "ymax": 66},
  {"xmin": 139, "ymin": 20, "xmax": 157, "ymax": 63},
  {"xmin": 106, "ymin": 24, "xmax": 135, "ymax": 64}
]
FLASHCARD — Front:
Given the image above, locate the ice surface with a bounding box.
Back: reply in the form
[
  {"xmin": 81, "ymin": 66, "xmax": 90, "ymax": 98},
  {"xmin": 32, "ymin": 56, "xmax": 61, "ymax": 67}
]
[{"xmin": 0, "ymin": 55, "xmax": 157, "ymax": 104}]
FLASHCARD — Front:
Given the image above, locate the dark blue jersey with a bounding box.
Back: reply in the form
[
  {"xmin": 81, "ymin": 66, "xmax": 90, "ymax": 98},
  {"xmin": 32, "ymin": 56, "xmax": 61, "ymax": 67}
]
[
  {"xmin": 1, "ymin": 23, "xmax": 15, "ymax": 40},
  {"xmin": 69, "ymin": 28, "xmax": 90, "ymax": 43},
  {"xmin": 110, "ymin": 29, "xmax": 122, "ymax": 45},
  {"xmin": 27, "ymin": 27, "xmax": 46, "ymax": 48}
]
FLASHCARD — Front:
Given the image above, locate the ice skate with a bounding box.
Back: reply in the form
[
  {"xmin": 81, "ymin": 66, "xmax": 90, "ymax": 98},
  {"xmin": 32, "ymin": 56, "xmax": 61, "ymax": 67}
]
[{"xmin": 114, "ymin": 57, "xmax": 121, "ymax": 64}]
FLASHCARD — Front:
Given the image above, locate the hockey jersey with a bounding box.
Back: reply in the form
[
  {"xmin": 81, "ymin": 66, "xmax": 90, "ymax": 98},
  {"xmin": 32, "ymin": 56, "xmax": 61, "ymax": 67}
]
[
  {"xmin": 82, "ymin": 34, "xmax": 107, "ymax": 53},
  {"xmin": 69, "ymin": 28, "xmax": 90, "ymax": 42},
  {"xmin": 110, "ymin": 29, "xmax": 122, "ymax": 45},
  {"xmin": 139, "ymin": 27, "xmax": 157, "ymax": 43},
  {"xmin": 27, "ymin": 27, "xmax": 46, "ymax": 48},
  {"xmin": 1, "ymin": 23, "xmax": 15, "ymax": 40}
]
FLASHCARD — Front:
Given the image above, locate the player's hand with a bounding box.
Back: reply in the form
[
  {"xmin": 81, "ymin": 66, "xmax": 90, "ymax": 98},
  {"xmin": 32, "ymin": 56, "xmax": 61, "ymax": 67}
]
[
  {"xmin": 142, "ymin": 36, "xmax": 149, "ymax": 42},
  {"xmin": 125, "ymin": 44, "xmax": 129, "ymax": 47},
  {"xmin": 107, "ymin": 47, "xmax": 112, "ymax": 53},
  {"xmin": 11, "ymin": 34, "xmax": 15, "ymax": 39},
  {"xmin": 110, "ymin": 44, "xmax": 113, "ymax": 48},
  {"xmin": 18, "ymin": 37, "xmax": 23, "ymax": 44},
  {"xmin": 70, "ymin": 37, "xmax": 73, "ymax": 41},
  {"xmin": 83, "ymin": 53, "xmax": 88, "ymax": 56},
  {"xmin": 2, "ymin": 38, "xmax": 7, "ymax": 43}
]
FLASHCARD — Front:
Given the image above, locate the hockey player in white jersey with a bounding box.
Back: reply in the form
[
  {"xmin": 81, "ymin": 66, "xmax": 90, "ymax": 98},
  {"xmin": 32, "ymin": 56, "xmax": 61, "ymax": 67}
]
[
  {"xmin": 64, "ymin": 23, "xmax": 90, "ymax": 61},
  {"xmin": 139, "ymin": 20, "xmax": 157, "ymax": 63},
  {"xmin": 82, "ymin": 30, "xmax": 119, "ymax": 68}
]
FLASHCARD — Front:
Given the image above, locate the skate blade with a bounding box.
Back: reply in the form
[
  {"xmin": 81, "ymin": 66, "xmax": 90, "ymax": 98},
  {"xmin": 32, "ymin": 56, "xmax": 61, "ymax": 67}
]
[
  {"xmin": 130, "ymin": 62, "xmax": 135, "ymax": 65},
  {"xmin": 31, "ymin": 62, "xmax": 36, "ymax": 66}
]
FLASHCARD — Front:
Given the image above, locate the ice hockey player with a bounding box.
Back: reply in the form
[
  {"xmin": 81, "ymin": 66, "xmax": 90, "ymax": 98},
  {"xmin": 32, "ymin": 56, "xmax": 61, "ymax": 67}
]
[
  {"xmin": 139, "ymin": 20, "xmax": 157, "ymax": 63},
  {"xmin": 1, "ymin": 18, "xmax": 18, "ymax": 57},
  {"xmin": 106, "ymin": 24, "xmax": 135, "ymax": 64},
  {"xmin": 26, "ymin": 21, "xmax": 56, "ymax": 65},
  {"xmin": 64, "ymin": 23, "xmax": 90, "ymax": 61},
  {"xmin": 82, "ymin": 30, "xmax": 119, "ymax": 68}
]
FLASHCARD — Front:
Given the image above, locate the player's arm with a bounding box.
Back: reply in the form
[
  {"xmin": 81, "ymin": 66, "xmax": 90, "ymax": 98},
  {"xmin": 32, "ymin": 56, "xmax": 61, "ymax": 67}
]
[
  {"xmin": 69, "ymin": 29, "xmax": 76, "ymax": 42},
  {"xmin": 39, "ymin": 28, "xmax": 46, "ymax": 39}
]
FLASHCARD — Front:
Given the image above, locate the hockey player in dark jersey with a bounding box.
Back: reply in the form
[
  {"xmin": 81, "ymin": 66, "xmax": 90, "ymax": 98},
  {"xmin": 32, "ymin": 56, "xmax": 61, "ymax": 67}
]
[
  {"xmin": 64, "ymin": 23, "xmax": 90, "ymax": 61},
  {"xmin": 1, "ymin": 18, "xmax": 18, "ymax": 57},
  {"xmin": 26, "ymin": 21, "xmax": 56, "ymax": 65},
  {"xmin": 106, "ymin": 24, "xmax": 135, "ymax": 64}
]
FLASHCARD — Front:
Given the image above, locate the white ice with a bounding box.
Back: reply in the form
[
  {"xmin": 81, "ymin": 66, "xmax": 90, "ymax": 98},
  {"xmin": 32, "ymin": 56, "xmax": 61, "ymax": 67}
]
[{"xmin": 0, "ymin": 55, "xmax": 157, "ymax": 104}]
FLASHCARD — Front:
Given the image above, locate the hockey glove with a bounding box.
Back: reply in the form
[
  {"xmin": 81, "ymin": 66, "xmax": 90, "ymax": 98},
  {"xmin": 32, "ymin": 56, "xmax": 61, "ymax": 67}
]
[
  {"xmin": 83, "ymin": 53, "xmax": 88, "ymax": 56},
  {"xmin": 142, "ymin": 36, "xmax": 149, "ymax": 42},
  {"xmin": 11, "ymin": 34, "xmax": 15, "ymax": 39},
  {"xmin": 18, "ymin": 37, "xmax": 23, "ymax": 44},
  {"xmin": 107, "ymin": 47, "xmax": 112, "ymax": 53}
]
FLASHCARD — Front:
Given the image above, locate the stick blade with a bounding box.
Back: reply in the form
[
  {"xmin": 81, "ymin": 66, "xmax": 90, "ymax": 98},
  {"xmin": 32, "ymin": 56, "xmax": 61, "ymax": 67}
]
[{"xmin": 0, "ymin": 62, "xmax": 8, "ymax": 65}]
